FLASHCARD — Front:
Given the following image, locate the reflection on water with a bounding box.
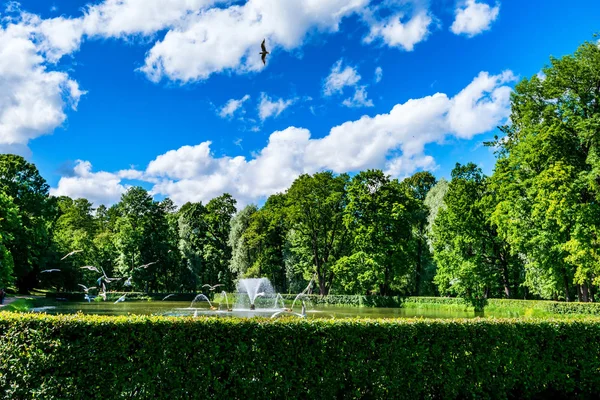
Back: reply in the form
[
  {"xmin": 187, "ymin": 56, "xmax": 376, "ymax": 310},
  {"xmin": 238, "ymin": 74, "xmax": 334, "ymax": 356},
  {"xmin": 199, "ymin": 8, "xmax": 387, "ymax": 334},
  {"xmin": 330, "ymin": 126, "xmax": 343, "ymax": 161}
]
[{"xmin": 22, "ymin": 298, "xmax": 525, "ymax": 319}]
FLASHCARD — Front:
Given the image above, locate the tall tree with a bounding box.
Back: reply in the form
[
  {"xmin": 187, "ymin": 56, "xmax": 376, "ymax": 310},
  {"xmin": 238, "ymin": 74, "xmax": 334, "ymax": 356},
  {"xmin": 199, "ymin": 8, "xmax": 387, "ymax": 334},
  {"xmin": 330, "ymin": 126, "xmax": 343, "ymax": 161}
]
[
  {"xmin": 340, "ymin": 170, "xmax": 418, "ymax": 295},
  {"xmin": 228, "ymin": 204, "xmax": 258, "ymax": 279},
  {"xmin": 403, "ymin": 171, "xmax": 437, "ymax": 295},
  {"xmin": 285, "ymin": 172, "xmax": 350, "ymax": 295},
  {"xmin": 432, "ymin": 163, "xmax": 522, "ymax": 309},
  {"xmin": 204, "ymin": 194, "xmax": 237, "ymax": 289},
  {"xmin": 0, "ymin": 193, "xmax": 19, "ymax": 288},
  {"xmin": 489, "ymin": 39, "xmax": 600, "ymax": 301},
  {"xmin": 0, "ymin": 154, "xmax": 56, "ymax": 292}
]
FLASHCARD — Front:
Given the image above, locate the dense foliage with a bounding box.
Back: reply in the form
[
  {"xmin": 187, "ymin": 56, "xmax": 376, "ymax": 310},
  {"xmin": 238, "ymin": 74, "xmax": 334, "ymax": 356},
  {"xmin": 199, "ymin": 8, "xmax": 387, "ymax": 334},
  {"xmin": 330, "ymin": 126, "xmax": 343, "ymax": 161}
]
[
  {"xmin": 1, "ymin": 312, "xmax": 600, "ymax": 399},
  {"xmin": 0, "ymin": 39, "xmax": 598, "ymax": 306}
]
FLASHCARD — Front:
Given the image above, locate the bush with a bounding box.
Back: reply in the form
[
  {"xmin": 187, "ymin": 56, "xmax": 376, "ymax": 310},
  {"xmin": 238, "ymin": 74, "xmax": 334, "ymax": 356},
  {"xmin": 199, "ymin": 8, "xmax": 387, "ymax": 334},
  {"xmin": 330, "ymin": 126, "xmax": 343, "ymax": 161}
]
[{"xmin": 0, "ymin": 313, "xmax": 599, "ymax": 399}]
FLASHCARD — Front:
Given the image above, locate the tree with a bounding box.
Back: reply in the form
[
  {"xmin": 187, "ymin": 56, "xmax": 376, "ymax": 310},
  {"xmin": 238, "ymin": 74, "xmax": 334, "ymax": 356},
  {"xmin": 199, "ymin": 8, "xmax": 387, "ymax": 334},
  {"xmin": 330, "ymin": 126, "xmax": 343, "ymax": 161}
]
[
  {"xmin": 432, "ymin": 163, "xmax": 522, "ymax": 310},
  {"xmin": 0, "ymin": 193, "xmax": 19, "ymax": 288},
  {"xmin": 489, "ymin": 39, "xmax": 600, "ymax": 301},
  {"xmin": 342, "ymin": 170, "xmax": 418, "ymax": 295},
  {"xmin": 204, "ymin": 194, "xmax": 237, "ymax": 289},
  {"xmin": 0, "ymin": 154, "xmax": 56, "ymax": 292},
  {"xmin": 178, "ymin": 202, "xmax": 208, "ymax": 291},
  {"xmin": 403, "ymin": 171, "xmax": 437, "ymax": 295},
  {"xmin": 228, "ymin": 204, "xmax": 258, "ymax": 278},
  {"xmin": 285, "ymin": 172, "xmax": 350, "ymax": 295}
]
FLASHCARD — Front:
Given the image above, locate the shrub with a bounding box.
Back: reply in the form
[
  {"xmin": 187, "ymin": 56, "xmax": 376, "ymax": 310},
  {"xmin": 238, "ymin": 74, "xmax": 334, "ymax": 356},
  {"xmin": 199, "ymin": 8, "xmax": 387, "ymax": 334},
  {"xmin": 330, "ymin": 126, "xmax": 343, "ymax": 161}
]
[{"xmin": 1, "ymin": 313, "xmax": 600, "ymax": 399}]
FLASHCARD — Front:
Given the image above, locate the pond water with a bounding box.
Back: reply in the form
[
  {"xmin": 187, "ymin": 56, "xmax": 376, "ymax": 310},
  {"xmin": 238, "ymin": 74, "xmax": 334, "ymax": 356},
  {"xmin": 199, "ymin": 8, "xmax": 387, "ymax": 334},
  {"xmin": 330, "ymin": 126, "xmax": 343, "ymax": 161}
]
[{"xmin": 26, "ymin": 298, "xmax": 525, "ymax": 319}]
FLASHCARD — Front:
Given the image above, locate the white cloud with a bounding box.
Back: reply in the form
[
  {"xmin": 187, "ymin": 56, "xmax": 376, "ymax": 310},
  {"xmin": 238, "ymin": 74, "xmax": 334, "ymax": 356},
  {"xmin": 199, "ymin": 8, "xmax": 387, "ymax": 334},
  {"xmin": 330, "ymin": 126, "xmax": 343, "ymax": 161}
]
[
  {"xmin": 53, "ymin": 71, "xmax": 515, "ymax": 206},
  {"xmin": 258, "ymin": 93, "xmax": 296, "ymax": 121},
  {"xmin": 374, "ymin": 66, "xmax": 383, "ymax": 83},
  {"xmin": 324, "ymin": 60, "xmax": 361, "ymax": 95},
  {"xmin": 218, "ymin": 94, "xmax": 250, "ymax": 118},
  {"xmin": 364, "ymin": 10, "xmax": 433, "ymax": 51},
  {"xmin": 451, "ymin": 0, "xmax": 500, "ymax": 37},
  {"xmin": 324, "ymin": 59, "xmax": 373, "ymax": 107},
  {"xmin": 51, "ymin": 160, "xmax": 129, "ymax": 205},
  {"xmin": 0, "ymin": 14, "xmax": 84, "ymax": 146},
  {"xmin": 139, "ymin": 0, "xmax": 369, "ymax": 82},
  {"xmin": 342, "ymin": 86, "xmax": 374, "ymax": 108}
]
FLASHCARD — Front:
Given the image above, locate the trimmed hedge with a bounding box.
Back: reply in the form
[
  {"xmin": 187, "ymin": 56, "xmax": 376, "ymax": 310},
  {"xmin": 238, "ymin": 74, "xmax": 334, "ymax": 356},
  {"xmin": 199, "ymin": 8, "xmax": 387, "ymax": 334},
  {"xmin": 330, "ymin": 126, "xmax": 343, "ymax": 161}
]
[{"xmin": 1, "ymin": 313, "xmax": 600, "ymax": 399}]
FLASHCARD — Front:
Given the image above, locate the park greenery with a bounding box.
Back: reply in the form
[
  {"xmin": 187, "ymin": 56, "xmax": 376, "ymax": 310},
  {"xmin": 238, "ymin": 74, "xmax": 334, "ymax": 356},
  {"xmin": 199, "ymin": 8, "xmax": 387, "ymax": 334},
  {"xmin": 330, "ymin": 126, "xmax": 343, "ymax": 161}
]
[{"xmin": 1, "ymin": 40, "xmax": 599, "ymax": 311}]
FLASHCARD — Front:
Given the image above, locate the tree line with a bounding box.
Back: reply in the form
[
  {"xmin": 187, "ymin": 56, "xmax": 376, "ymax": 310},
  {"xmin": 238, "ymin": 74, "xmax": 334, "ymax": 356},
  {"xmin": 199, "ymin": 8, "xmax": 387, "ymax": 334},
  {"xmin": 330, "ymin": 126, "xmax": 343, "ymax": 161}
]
[{"xmin": 0, "ymin": 39, "xmax": 598, "ymax": 304}]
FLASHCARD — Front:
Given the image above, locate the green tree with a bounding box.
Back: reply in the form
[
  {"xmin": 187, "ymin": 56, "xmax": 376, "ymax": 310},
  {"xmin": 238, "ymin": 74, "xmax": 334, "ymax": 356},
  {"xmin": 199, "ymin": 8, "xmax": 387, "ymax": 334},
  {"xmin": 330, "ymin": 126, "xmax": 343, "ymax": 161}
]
[
  {"xmin": 228, "ymin": 204, "xmax": 258, "ymax": 278},
  {"xmin": 432, "ymin": 163, "xmax": 521, "ymax": 310},
  {"xmin": 0, "ymin": 154, "xmax": 56, "ymax": 292},
  {"xmin": 489, "ymin": 40, "xmax": 600, "ymax": 301},
  {"xmin": 0, "ymin": 193, "xmax": 20, "ymax": 287},
  {"xmin": 285, "ymin": 172, "xmax": 350, "ymax": 295},
  {"xmin": 403, "ymin": 171, "xmax": 437, "ymax": 295},
  {"xmin": 341, "ymin": 170, "xmax": 418, "ymax": 295}
]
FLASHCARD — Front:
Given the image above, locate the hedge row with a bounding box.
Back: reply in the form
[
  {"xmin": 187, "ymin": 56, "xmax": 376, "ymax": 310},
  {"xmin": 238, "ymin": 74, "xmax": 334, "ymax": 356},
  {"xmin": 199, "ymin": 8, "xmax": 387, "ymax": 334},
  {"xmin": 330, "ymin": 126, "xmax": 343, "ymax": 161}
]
[{"xmin": 1, "ymin": 312, "xmax": 600, "ymax": 399}]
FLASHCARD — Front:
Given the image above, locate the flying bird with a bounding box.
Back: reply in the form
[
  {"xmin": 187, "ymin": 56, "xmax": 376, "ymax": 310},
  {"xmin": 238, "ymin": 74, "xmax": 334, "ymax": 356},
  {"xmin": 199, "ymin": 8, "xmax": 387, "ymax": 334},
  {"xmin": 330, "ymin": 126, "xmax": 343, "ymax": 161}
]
[
  {"xmin": 77, "ymin": 284, "xmax": 96, "ymax": 293},
  {"xmin": 98, "ymin": 291, "xmax": 106, "ymax": 301},
  {"xmin": 61, "ymin": 250, "xmax": 83, "ymax": 260},
  {"xmin": 41, "ymin": 269, "xmax": 60, "ymax": 273},
  {"xmin": 114, "ymin": 294, "xmax": 127, "ymax": 304},
  {"xmin": 136, "ymin": 261, "xmax": 157, "ymax": 270},
  {"xmin": 260, "ymin": 39, "xmax": 269, "ymax": 65},
  {"xmin": 84, "ymin": 294, "xmax": 92, "ymax": 303},
  {"xmin": 162, "ymin": 294, "xmax": 175, "ymax": 301},
  {"xmin": 202, "ymin": 284, "xmax": 224, "ymax": 291},
  {"xmin": 123, "ymin": 277, "xmax": 132, "ymax": 287},
  {"xmin": 80, "ymin": 265, "xmax": 100, "ymax": 273}
]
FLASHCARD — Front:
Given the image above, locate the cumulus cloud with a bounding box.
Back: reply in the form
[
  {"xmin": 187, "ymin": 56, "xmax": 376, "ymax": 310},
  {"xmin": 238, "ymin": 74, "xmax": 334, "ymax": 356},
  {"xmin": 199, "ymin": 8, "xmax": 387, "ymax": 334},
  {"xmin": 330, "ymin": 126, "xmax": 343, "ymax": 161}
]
[
  {"xmin": 342, "ymin": 86, "xmax": 374, "ymax": 108},
  {"xmin": 324, "ymin": 59, "xmax": 373, "ymax": 108},
  {"xmin": 218, "ymin": 94, "xmax": 250, "ymax": 118},
  {"xmin": 51, "ymin": 160, "xmax": 130, "ymax": 205},
  {"xmin": 364, "ymin": 9, "xmax": 433, "ymax": 51},
  {"xmin": 0, "ymin": 12, "xmax": 85, "ymax": 147},
  {"xmin": 139, "ymin": 0, "xmax": 369, "ymax": 82},
  {"xmin": 258, "ymin": 93, "xmax": 296, "ymax": 121},
  {"xmin": 52, "ymin": 71, "xmax": 515, "ymax": 206},
  {"xmin": 324, "ymin": 60, "xmax": 361, "ymax": 95},
  {"xmin": 451, "ymin": 0, "xmax": 500, "ymax": 37}
]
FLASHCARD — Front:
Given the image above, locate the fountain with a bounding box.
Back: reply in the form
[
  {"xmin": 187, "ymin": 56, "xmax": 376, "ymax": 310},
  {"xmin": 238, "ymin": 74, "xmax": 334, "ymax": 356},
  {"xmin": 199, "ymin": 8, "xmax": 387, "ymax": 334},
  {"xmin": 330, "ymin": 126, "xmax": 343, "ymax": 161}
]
[
  {"xmin": 236, "ymin": 278, "xmax": 275, "ymax": 310},
  {"xmin": 189, "ymin": 294, "xmax": 215, "ymax": 309},
  {"xmin": 167, "ymin": 277, "xmax": 309, "ymax": 318}
]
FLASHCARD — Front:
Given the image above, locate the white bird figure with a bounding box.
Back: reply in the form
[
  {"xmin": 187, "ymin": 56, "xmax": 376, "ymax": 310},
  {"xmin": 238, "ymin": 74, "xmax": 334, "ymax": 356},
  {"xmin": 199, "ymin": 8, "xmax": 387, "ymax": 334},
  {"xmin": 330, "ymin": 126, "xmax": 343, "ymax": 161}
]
[
  {"xmin": 84, "ymin": 294, "xmax": 91, "ymax": 302},
  {"xmin": 202, "ymin": 284, "xmax": 224, "ymax": 291},
  {"xmin": 136, "ymin": 261, "xmax": 158, "ymax": 270},
  {"xmin": 114, "ymin": 294, "xmax": 127, "ymax": 304},
  {"xmin": 99, "ymin": 266, "xmax": 121, "ymax": 282},
  {"xmin": 61, "ymin": 250, "xmax": 83, "ymax": 260},
  {"xmin": 80, "ymin": 265, "xmax": 100, "ymax": 273},
  {"xmin": 124, "ymin": 277, "xmax": 132, "ymax": 287},
  {"xmin": 162, "ymin": 294, "xmax": 175, "ymax": 301},
  {"xmin": 41, "ymin": 269, "xmax": 60, "ymax": 273},
  {"xmin": 77, "ymin": 284, "xmax": 96, "ymax": 293},
  {"xmin": 98, "ymin": 291, "xmax": 106, "ymax": 301}
]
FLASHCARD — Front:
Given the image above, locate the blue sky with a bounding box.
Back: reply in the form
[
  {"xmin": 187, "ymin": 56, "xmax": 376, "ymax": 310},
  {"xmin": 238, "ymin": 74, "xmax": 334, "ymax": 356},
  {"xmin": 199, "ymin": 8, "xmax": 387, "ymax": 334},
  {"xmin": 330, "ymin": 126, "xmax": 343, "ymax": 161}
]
[{"xmin": 1, "ymin": 0, "xmax": 598, "ymax": 206}]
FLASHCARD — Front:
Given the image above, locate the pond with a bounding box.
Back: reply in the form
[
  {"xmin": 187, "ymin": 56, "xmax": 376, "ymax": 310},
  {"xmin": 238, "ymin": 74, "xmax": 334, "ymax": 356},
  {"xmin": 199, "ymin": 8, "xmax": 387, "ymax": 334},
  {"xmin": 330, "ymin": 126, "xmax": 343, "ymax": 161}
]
[{"xmin": 26, "ymin": 298, "xmax": 525, "ymax": 319}]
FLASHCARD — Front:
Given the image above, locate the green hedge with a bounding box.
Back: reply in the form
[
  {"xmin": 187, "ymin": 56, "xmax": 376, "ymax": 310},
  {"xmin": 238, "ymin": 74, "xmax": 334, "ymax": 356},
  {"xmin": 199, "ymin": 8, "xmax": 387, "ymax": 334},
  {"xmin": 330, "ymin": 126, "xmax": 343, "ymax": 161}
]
[{"xmin": 1, "ymin": 313, "xmax": 600, "ymax": 399}]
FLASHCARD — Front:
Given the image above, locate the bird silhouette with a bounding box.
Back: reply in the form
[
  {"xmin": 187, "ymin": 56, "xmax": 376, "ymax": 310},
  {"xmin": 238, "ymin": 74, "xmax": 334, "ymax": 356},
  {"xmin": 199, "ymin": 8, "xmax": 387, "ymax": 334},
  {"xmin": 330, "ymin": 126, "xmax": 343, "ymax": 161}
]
[
  {"xmin": 61, "ymin": 250, "xmax": 83, "ymax": 260},
  {"xmin": 202, "ymin": 283, "xmax": 224, "ymax": 291},
  {"xmin": 80, "ymin": 265, "xmax": 100, "ymax": 273},
  {"xmin": 260, "ymin": 39, "xmax": 269, "ymax": 65},
  {"xmin": 77, "ymin": 284, "xmax": 96, "ymax": 293},
  {"xmin": 123, "ymin": 277, "xmax": 132, "ymax": 287},
  {"xmin": 41, "ymin": 269, "xmax": 60, "ymax": 273},
  {"xmin": 162, "ymin": 294, "xmax": 175, "ymax": 301},
  {"xmin": 84, "ymin": 294, "xmax": 91, "ymax": 303}
]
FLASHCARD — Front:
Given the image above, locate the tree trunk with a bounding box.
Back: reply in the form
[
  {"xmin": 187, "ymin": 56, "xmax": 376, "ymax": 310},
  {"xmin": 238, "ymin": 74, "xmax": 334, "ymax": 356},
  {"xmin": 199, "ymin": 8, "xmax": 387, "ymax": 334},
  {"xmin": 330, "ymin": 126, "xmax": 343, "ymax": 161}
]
[
  {"xmin": 582, "ymin": 284, "xmax": 590, "ymax": 302},
  {"xmin": 577, "ymin": 284, "xmax": 583, "ymax": 302},
  {"xmin": 501, "ymin": 263, "xmax": 511, "ymax": 299},
  {"xmin": 563, "ymin": 273, "xmax": 570, "ymax": 302}
]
